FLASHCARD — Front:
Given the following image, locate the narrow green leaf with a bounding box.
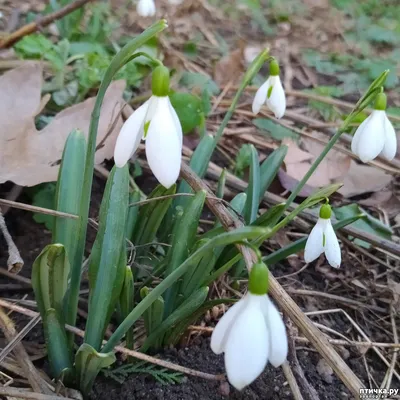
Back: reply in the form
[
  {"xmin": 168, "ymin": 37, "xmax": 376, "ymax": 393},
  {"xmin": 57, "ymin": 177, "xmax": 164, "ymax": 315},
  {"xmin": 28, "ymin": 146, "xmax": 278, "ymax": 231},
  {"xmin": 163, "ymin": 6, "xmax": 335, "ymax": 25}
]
[
  {"xmin": 85, "ymin": 165, "xmax": 129, "ymax": 350},
  {"xmin": 126, "ymin": 191, "xmax": 141, "ymax": 240},
  {"xmin": 253, "ymin": 119, "xmax": 298, "ymax": 141},
  {"xmin": 216, "ymin": 168, "xmax": 227, "ymax": 199},
  {"xmin": 141, "ymin": 287, "xmax": 209, "ymax": 352},
  {"xmin": 32, "ymin": 244, "xmax": 70, "ymax": 320},
  {"xmin": 54, "ymin": 129, "xmax": 87, "ymax": 342},
  {"xmin": 258, "ymin": 146, "xmax": 288, "ymax": 203},
  {"xmin": 75, "ymin": 343, "xmax": 116, "ymax": 396},
  {"xmin": 163, "ymin": 190, "xmax": 207, "ymax": 316},
  {"xmin": 44, "ymin": 309, "xmax": 73, "ymax": 380},
  {"xmin": 119, "ymin": 266, "xmax": 134, "ymax": 352},
  {"xmin": 243, "ymin": 145, "xmax": 260, "ymax": 224}
]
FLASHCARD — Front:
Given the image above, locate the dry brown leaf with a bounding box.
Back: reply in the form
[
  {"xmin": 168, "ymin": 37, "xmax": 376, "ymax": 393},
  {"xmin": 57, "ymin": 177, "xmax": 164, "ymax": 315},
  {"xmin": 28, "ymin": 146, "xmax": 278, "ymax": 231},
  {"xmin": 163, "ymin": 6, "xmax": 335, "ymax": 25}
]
[
  {"xmin": 281, "ymin": 136, "xmax": 392, "ymax": 198},
  {"xmin": 338, "ymin": 161, "xmax": 392, "ymax": 198},
  {"xmin": 281, "ymin": 137, "xmax": 351, "ymax": 191},
  {"xmin": 0, "ymin": 63, "xmax": 126, "ymax": 186},
  {"xmin": 214, "ymin": 47, "xmax": 244, "ymax": 87}
]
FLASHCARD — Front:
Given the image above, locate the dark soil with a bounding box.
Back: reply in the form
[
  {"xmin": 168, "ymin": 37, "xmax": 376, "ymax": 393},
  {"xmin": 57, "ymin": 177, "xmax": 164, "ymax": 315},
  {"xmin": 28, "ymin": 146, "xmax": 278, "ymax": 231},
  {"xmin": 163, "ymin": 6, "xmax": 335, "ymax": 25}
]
[{"xmin": 90, "ymin": 338, "xmax": 350, "ymax": 400}]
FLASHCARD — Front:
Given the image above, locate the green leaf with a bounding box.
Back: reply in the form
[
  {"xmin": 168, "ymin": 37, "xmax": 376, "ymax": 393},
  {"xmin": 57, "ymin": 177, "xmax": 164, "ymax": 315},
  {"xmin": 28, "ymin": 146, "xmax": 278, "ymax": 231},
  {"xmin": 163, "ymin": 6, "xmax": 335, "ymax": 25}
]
[
  {"xmin": 216, "ymin": 168, "xmax": 227, "ymax": 199},
  {"xmin": 333, "ymin": 204, "xmax": 392, "ymax": 248},
  {"xmin": 259, "ymin": 145, "xmax": 288, "ymax": 203},
  {"xmin": 163, "ymin": 190, "xmax": 207, "ymax": 316},
  {"xmin": 75, "ymin": 343, "xmax": 116, "ymax": 396},
  {"xmin": 86, "ymin": 165, "xmax": 129, "ymax": 350},
  {"xmin": 44, "ymin": 309, "xmax": 73, "ymax": 380},
  {"xmin": 119, "ymin": 266, "xmax": 134, "ymax": 352},
  {"xmin": 253, "ymin": 119, "xmax": 298, "ymax": 141},
  {"xmin": 141, "ymin": 287, "xmax": 209, "ymax": 352},
  {"xmin": 126, "ymin": 191, "xmax": 141, "ymax": 240},
  {"xmin": 31, "ymin": 244, "xmax": 70, "ymax": 320},
  {"xmin": 234, "ymin": 144, "xmax": 252, "ymax": 177},
  {"xmin": 243, "ymin": 145, "xmax": 260, "ymax": 224},
  {"xmin": 179, "ymin": 72, "xmax": 220, "ymax": 95},
  {"xmin": 53, "ymin": 129, "xmax": 86, "ymax": 343},
  {"xmin": 169, "ymin": 92, "xmax": 204, "ymax": 134},
  {"xmin": 32, "ymin": 183, "xmax": 56, "ymax": 231}
]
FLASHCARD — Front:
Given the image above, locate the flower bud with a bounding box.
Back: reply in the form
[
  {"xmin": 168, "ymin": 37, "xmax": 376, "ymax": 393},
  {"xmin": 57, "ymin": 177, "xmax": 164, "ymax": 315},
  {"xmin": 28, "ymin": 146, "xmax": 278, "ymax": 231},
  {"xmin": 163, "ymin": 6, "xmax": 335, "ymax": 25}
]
[
  {"xmin": 248, "ymin": 262, "xmax": 269, "ymax": 295},
  {"xmin": 151, "ymin": 65, "xmax": 170, "ymax": 97},
  {"xmin": 269, "ymin": 59, "xmax": 280, "ymax": 76}
]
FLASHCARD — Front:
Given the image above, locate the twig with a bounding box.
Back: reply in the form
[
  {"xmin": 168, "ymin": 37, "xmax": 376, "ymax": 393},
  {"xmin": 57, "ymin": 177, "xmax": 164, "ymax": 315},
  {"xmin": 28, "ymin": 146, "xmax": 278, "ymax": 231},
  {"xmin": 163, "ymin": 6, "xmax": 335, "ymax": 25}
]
[
  {"xmin": 0, "ymin": 299, "xmax": 225, "ymax": 382},
  {"xmin": 286, "ymin": 319, "xmax": 320, "ymax": 400},
  {"xmin": 0, "ymin": 210, "xmax": 24, "ymax": 273},
  {"xmin": 0, "ymin": 307, "xmax": 53, "ymax": 395},
  {"xmin": 282, "ymin": 361, "xmax": 304, "ymax": 400},
  {"xmin": 179, "ymin": 162, "xmax": 364, "ymax": 398},
  {"xmin": 0, "ymin": 0, "xmax": 94, "ymax": 48},
  {"xmin": 0, "ymin": 199, "xmax": 78, "ymax": 219},
  {"xmin": 0, "ymin": 387, "xmax": 74, "ymax": 400}
]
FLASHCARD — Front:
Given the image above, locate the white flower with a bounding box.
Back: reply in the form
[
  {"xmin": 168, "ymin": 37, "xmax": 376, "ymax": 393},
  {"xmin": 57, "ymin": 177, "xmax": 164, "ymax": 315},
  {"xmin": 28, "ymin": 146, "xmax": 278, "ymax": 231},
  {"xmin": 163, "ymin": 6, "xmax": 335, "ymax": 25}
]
[
  {"xmin": 211, "ymin": 293, "xmax": 288, "ymax": 390},
  {"xmin": 137, "ymin": 0, "xmax": 156, "ymax": 17},
  {"xmin": 252, "ymin": 75, "xmax": 286, "ymax": 118},
  {"xmin": 351, "ymin": 110, "xmax": 397, "ymax": 163},
  {"xmin": 304, "ymin": 217, "xmax": 341, "ymax": 268},
  {"xmin": 114, "ymin": 95, "xmax": 182, "ymax": 188}
]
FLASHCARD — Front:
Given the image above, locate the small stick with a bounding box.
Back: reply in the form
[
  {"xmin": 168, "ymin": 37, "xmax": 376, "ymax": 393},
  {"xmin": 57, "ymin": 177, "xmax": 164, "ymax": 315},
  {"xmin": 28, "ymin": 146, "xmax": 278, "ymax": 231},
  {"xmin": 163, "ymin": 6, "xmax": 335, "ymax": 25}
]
[
  {"xmin": 0, "ymin": 387, "xmax": 74, "ymax": 400},
  {"xmin": 282, "ymin": 361, "xmax": 304, "ymax": 400},
  {"xmin": 0, "ymin": 199, "xmax": 78, "ymax": 219},
  {"xmin": 0, "ymin": 210, "xmax": 23, "ymax": 273},
  {"xmin": 0, "ymin": 307, "xmax": 53, "ymax": 395},
  {"xmin": 0, "ymin": 0, "xmax": 94, "ymax": 48}
]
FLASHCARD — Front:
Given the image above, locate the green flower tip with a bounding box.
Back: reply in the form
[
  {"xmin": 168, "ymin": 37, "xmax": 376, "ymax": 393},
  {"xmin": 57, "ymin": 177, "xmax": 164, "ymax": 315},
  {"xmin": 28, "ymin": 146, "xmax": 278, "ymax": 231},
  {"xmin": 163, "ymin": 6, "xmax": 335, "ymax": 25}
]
[
  {"xmin": 269, "ymin": 59, "xmax": 280, "ymax": 76},
  {"xmin": 140, "ymin": 286, "xmax": 149, "ymax": 299},
  {"xmin": 374, "ymin": 92, "xmax": 387, "ymax": 111},
  {"xmin": 151, "ymin": 65, "xmax": 170, "ymax": 97},
  {"xmin": 319, "ymin": 203, "xmax": 332, "ymax": 219},
  {"xmin": 249, "ymin": 262, "xmax": 269, "ymax": 295}
]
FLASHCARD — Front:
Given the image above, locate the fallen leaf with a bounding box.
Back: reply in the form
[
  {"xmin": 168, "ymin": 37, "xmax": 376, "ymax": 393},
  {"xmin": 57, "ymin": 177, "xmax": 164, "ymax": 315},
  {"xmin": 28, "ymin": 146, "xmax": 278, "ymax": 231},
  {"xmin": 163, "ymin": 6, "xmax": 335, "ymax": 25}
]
[
  {"xmin": 214, "ymin": 47, "xmax": 244, "ymax": 87},
  {"xmin": 280, "ymin": 136, "xmax": 392, "ymax": 198},
  {"xmin": 338, "ymin": 161, "xmax": 392, "ymax": 198},
  {"xmin": 0, "ymin": 63, "xmax": 126, "ymax": 186}
]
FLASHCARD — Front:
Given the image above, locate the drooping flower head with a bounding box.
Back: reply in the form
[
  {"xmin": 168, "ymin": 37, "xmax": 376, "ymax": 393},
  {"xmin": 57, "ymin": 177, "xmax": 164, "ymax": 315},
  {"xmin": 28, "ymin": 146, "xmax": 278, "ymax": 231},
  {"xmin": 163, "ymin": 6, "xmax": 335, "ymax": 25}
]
[
  {"xmin": 252, "ymin": 59, "xmax": 286, "ymax": 118},
  {"xmin": 304, "ymin": 203, "xmax": 341, "ymax": 268},
  {"xmin": 137, "ymin": 0, "xmax": 156, "ymax": 17},
  {"xmin": 211, "ymin": 262, "xmax": 288, "ymax": 390},
  {"xmin": 351, "ymin": 92, "xmax": 397, "ymax": 163},
  {"xmin": 114, "ymin": 65, "xmax": 183, "ymax": 188}
]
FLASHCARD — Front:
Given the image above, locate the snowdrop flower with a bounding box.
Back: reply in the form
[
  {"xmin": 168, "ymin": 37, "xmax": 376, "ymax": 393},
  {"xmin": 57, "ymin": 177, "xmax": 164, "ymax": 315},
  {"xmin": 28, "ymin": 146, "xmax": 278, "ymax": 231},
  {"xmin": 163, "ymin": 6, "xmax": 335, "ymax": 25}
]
[
  {"xmin": 351, "ymin": 93, "xmax": 396, "ymax": 163},
  {"xmin": 137, "ymin": 0, "xmax": 156, "ymax": 17},
  {"xmin": 252, "ymin": 59, "xmax": 286, "ymax": 118},
  {"xmin": 114, "ymin": 65, "xmax": 182, "ymax": 188},
  {"xmin": 211, "ymin": 263, "xmax": 288, "ymax": 390},
  {"xmin": 304, "ymin": 203, "xmax": 341, "ymax": 268}
]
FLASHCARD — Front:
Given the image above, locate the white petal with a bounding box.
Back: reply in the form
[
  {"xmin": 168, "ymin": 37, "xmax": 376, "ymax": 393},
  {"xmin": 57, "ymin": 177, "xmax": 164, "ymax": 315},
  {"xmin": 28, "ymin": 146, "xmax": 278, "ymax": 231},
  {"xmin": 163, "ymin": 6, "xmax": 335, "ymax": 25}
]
[
  {"xmin": 351, "ymin": 113, "xmax": 371, "ymax": 156},
  {"xmin": 252, "ymin": 80, "xmax": 270, "ymax": 115},
  {"xmin": 167, "ymin": 97, "xmax": 183, "ymax": 147},
  {"xmin": 353, "ymin": 110, "xmax": 385, "ymax": 163},
  {"xmin": 210, "ymin": 297, "xmax": 248, "ymax": 355},
  {"xmin": 142, "ymin": 96, "xmax": 160, "ymax": 139},
  {"xmin": 323, "ymin": 219, "xmax": 341, "ymax": 268},
  {"xmin": 145, "ymin": 97, "xmax": 182, "ymax": 188},
  {"xmin": 113, "ymin": 102, "xmax": 149, "ymax": 167},
  {"xmin": 224, "ymin": 295, "xmax": 269, "ymax": 390},
  {"xmin": 261, "ymin": 296, "xmax": 288, "ymax": 367},
  {"xmin": 266, "ymin": 76, "xmax": 286, "ymax": 119},
  {"xmin": 137, "ymin": 0, "xmax": 156, "ymax": 17},
  {"xmin": 380, "ymin": 114, "xmax": 397, "ymax": 161},
  {"xmin": 304, "ymin": 218, "xmax": 326, "ymax": 263}
]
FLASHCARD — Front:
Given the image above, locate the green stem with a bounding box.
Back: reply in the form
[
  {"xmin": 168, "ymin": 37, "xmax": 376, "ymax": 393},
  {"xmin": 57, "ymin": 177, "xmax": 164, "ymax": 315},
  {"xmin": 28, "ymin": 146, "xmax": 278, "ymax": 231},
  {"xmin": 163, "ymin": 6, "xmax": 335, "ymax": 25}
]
[
  {"xmin": 67, "ymin": 20, "xmax": 168, "ymax": 333},
  {"xmin": 212, "ymin": 50, "xmax": 270, "ymax": 147}
]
